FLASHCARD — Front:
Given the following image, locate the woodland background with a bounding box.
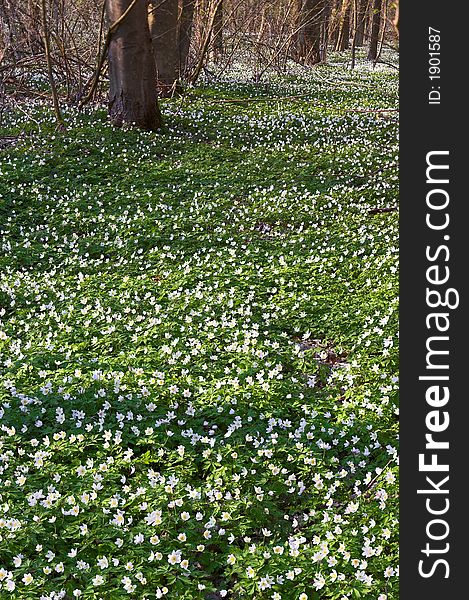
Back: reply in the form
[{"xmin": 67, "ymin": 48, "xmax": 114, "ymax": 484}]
[{"xmin": 0, "ymin": 0, "xmax": 399, "ymax": 128}]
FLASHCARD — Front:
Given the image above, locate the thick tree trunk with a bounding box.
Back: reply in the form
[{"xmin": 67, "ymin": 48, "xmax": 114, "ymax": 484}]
[
  {"xmin": 354, "ymin": 0, "xmax": 367, "ymax": 47},
  {"xmin": 367, "ymin": 0, "xmax": 382, "ymax": 60},
  {"xmin": 212, "ymin": 0, "xmax": 223, "ymax": 61},
  {"xmin": 178, "ymin": 0, "xmax": 196, "ymax": 77},
  {"xmin": 335, "ymin": 0, "xmax": 350, "ymax": 51},
  {"xmin": 148, "ymin": 0, "xmax": 179, "ymax": 96},
  {"xmin": 295, "ymin": 0, "xmax": 324, "ymax": 65},
  {"xmin": 106, "ymin": 0, "xmax": 162, "ymax": 130}
]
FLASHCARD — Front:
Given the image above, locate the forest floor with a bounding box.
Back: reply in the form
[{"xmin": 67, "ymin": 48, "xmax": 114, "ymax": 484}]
[{"xmin": 0, "ymin": 52, "xmax": 398, "ymax": 599}]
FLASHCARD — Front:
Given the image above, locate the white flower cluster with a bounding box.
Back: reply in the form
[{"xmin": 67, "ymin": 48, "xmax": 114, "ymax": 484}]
[{"xmin": 0, "ymin": 53, "xmax": 398, "ymax": 598}]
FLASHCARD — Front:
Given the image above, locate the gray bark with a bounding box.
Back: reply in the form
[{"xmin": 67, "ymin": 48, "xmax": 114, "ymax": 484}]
[{"xmin": 106, "ymin": 0, "xmax": 162, "ymax": 130}]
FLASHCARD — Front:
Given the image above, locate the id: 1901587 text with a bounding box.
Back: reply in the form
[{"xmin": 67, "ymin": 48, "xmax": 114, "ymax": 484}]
[{"xmin": 428, "ymin": 27, "xmax": 441, "ymax": 105}]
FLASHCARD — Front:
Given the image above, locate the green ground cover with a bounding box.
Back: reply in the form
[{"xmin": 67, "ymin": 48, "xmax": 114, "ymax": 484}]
[{"xmin": 0, "ymin": 57, "xmax": 398, "ymax": 599}]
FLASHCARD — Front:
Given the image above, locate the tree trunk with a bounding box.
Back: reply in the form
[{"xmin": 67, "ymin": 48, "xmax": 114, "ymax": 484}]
[
  {"xmin": 212, "ymin": 0, "xmax": 223, "ymax": 61},
  {"xmin": 0, "ymin": 0, "xmax": 19, "ymax": 61},
  {"xmin": 319, "ymin": 0, "xmax": 332, "ymax": 62},
  {"xmin": 295, "ymin": 0, "xmax": 324, "ymax": 65},
  {"xmin": 106, "ymin": 0, "xmax": 162, "ymax": 130},
  {"xmin": 335, "ymin": 0, "xmax": 350, "ymax": 51},
  {"xmin": 367, "ymin": 0, "xmax": 382, "ymax": 60},
  {"xmin": 350, "ymin": 0, "xmax": 358, "ymax": 68},
  {"xmin": 392, "ymin": 0, "xmax": 399, "ymax": 41},
  {"xmin": 41, "ymin": 0, "xmax": 65, "ymax": 129},
  {"xmin": 25, "ymin": 0, "xmax": 43, "ymax": 53},
  {"xmin": 354, "ymin": 0, "xmax": 367, "ymax": 46},
  {"xmin": 148, "ymin": 0, "xmax": 179, "ymax": 96},
  {"xmin": 188, "ymin": 0, "xmax": 222, "ymax": 83},
  {"xmin": 329, "ymin": 0, "xmax": 342, "ymax": 48},
  {"xmin": 178, "ymin": 0, "xmax": 196, "ymax": 77}
]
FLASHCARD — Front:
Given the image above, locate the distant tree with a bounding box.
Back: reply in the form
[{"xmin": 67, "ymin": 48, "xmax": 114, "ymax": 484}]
[
  {"xmin": 188, "ymin": 0, "xmax": 223, "ymax": 83},
  {"xmin": 212, "ymin": 0, "xmax": 223, "ymax": 61},
  {"xmin": 328, "ymin": 0, "xmax": 341, "ymax": 47},
  {"xmin": 320, "ymin": 0, "xmax": 333, "ymax": 60},
  {"xmin": 367, "ymin": 0, "xmax": 382, "ymax": 61},
  {"xmin": 335, "ymin": 0, "xmax": 350, "ymax": 51},
  {"xmin": 392, "ymin": 0, "xmax": 399, "ymax": 41},
  {"xmin": 106, "ymin": 0, "xmax": 162, "ymax": 130},
  {"xmin": 41, "ymin": 0, "xmax": 65, "ymax": 129},
  {"xmin": 295, "ymin": 0, "xmax": 325, "ymax": 65},
  {"xmin": 354, "ymin": 0, "xmax": 368, "ymax": 47},
  {"xmin": 148, "ymin": 0, "xmax": 179, "ymax": 96},
  {"xmin": 178, "ymin": 0, "xmax": 196, "ymax": 77}
]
